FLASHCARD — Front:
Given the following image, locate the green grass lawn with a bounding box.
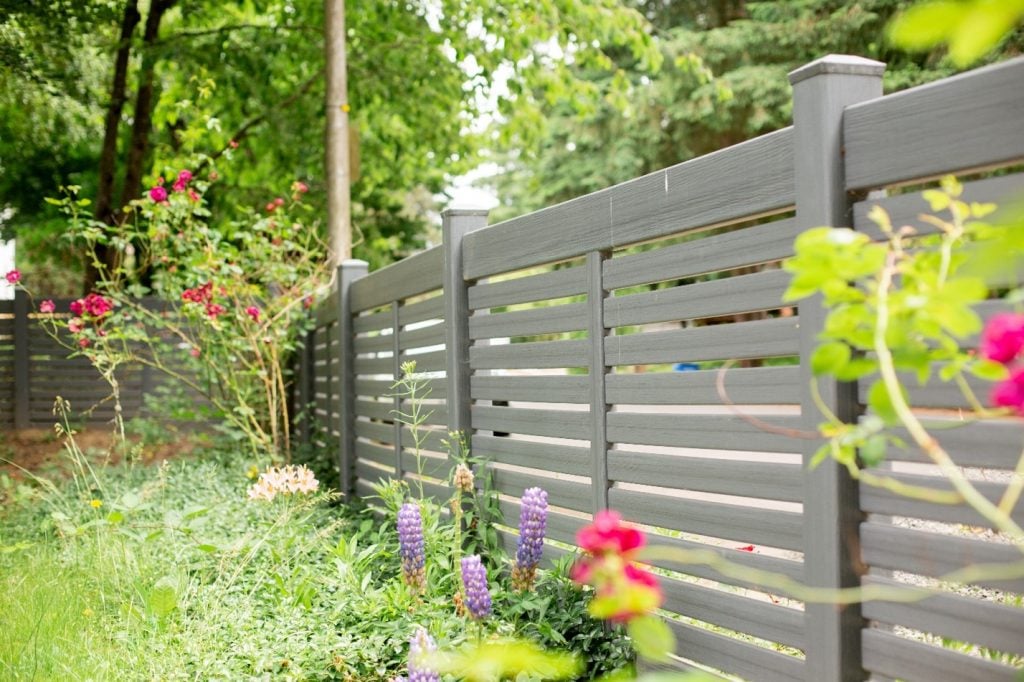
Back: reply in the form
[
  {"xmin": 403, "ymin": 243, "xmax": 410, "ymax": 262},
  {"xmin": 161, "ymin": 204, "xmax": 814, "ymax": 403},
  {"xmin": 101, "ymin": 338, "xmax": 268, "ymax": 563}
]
[{"xmin": 0, "ymin": 449, "xmax": 630, "ymax": 681}]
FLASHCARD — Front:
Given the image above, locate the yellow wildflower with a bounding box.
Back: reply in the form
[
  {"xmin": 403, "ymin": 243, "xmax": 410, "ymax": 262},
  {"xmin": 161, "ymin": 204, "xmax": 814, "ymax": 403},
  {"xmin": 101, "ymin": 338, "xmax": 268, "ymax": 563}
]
[{"xmin": 90, "ymin": 499, "xmax": 103, "ymax": 509}]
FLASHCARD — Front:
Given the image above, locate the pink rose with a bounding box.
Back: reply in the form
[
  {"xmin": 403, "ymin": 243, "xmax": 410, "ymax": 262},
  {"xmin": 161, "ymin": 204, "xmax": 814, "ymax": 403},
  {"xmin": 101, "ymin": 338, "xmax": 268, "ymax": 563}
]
[
  {"xmin": 980, "ymin": 313, "xmax": 1024, "ymax": 365},
  {"xmin": 149, "ymin": 186, "xmax": 168, "ymax": 202},
  {"xmin": 69, "ymin": 299, "xmax": 84, "ymax": 315},
  {"xmin": 188, "ymin": 189, "xmax": 200, "ymax": 202},
  {"xmin": 68, "ymin": 318, "xmax": 84, "ymax": 333},
  {"xmin": 245, "ymin": 306, "xmax": 261, "ymax": 322},
  {"xmin": 4, "ymin": 269, "xmax": 20, "ymax": 285},
  {"xmin": 78, "ymin": 337, "xmax": 90, "ymax": 348},
  {"xmin": 39, "ymin": 300, "xmax": 55, "ymax": 313},
  {"xmin": 992, "ymin": 367, "xmax": 1024, "ymax": 416}
]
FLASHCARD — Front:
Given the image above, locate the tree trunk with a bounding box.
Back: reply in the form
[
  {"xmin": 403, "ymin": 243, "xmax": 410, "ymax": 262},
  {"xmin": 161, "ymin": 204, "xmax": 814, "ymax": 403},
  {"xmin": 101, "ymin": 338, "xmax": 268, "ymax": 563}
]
[
  {"xmin": 117, "ymin": 0, "xmax": 177, "ymax": 214},
  {"xmin": 86, "ymin": 0, "xmax": 141, "ymax": 292}
]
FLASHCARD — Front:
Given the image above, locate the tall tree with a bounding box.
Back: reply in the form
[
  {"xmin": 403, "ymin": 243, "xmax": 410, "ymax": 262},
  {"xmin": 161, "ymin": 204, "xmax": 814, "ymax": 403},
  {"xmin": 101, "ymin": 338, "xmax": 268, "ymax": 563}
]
[{"xmin": 0, "ymin": 0, "xmax": 660, "ymax": 293}]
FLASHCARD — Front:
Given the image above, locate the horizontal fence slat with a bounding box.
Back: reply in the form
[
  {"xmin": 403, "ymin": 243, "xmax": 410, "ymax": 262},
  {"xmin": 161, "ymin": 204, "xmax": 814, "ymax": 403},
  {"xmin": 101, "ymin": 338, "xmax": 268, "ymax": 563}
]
[
  {"xmin": 349, "ymin": 247, "xmax": 443, "ymax": 312},
  {"xmin": 401, "ymin": 475, "xmax": 451, "ymax": 503},
  {"xmin": 607, "ymin": 413, "xmax": 802, "ymax": 453},
  {"xmin": 468, "ymin": 266, "xmax": 588, "ymax": 309},
  {"xmin": 644, "ymin": 531, "xmax": 805, "ymax": 588},
  {"xmin": 354, "ymin": 398, "xmax": 393, "ymax": 421},
  {"xmin": 605, "ymin": 316, "xmax": 800, "ymax": 365},
  {"xmin": 606, "ymin": 366, "xmax": 800, "ymax": 405},
  {"xmin": 490, "ymin": 467, "xmax": 591, "ymax": 513},
  {"xmin": 354, "ymin": 355, "xmax": 393, "ymax": 375},
  {"xmin": 862, "ymin": 627, "xmax": 1019, "ymax": 682},
  {"xmin": 353, "ymin": 308, "xmax": 392, "ymax": 334},
  {"xmin": 401, "ymin": 452, "xmax": 451, "ymax": 480},
  {"xmin": 472, "ymin": 434, "xmax": 590, "ymax": 477},
  {"xmin": 860, "ymin": 470, "xmax": 1024, "ymax": 528},
  {"xmin": 355, "ymin": 378, "xmax": 394, "ymax": 398},
  {"xmin": 661, "ymin": 575, "xmax": 805, "ymax": 649},
  {"xmin": 610, "ymin": 488, "xmax": 804, "ymax": 551},
  {"xmin": 354, "ymin": 419, "xmax": 395, "ymax": 445},
  {"xmin": 356, "ymin": 459, "xmax": 395, "ymax": 485},
  {"xmin": 860, "ymin": 522, "xmax": 1024, "ymax": 592},
  {"xmin": 463, "ymin": 128, "xmax": 794, "ymax": 279},
  {"xmin": 469, "ymin": 339, "xmax": 590, "ymax": 370},
  {"xmin": 852, "ymin": 173, "xmax": 1024, "ymax": 239},
  {"xmin": 354, "ymin": 333, "xmax": 393, "ymax": 354},
  {"xmin": 605, "ymin": 269, "xmax": 791, "ymax": 328},
  {"xmin": 609, "ymin": 450, "xmax": 803, "ymax": 502},
  {"xmin": 862, "ymin": 575, "xmax": 1024, "ymax": 657},
  {"xmin": 604, "ymin": 218, "xmax": 801, "ymax": 290},
  {"xmin": 881, "ymin": 419, "xmax": 1024, "ymax": 470},
  {"xmin": 398, "ymin": 322, "xmax": 445, "ymax": 350},
  {"xmin": 472, "ymin": 405, "xmax": 590, "ymax": 441},
  {"xmin": 857, "ymin": 369, "xmax": 992, "ymax": 410},
  {"xmin": 401, "ymin": 348, "xmax": 445, "ymax": 373},
  {"xmin": 398, "ymin": 294, "xmax": 444, "ymax": 326},
  {"xmin": 470, "ymin": 375, "xmax": 589, "ymax": 404},
  {"xmin": 469, "ymin": 302, "xmax": 588, "ymax": 339},
  {"xmin": 355, "ymin": 440, "xmax": 395, "ymax": 468},
  {"xmin": 664, "ymin": 618, "xmax": 805, "ymax": 682},
  {"xmin": 844, "ymin": 56, "xmax": 1024, "ymax": 190}
]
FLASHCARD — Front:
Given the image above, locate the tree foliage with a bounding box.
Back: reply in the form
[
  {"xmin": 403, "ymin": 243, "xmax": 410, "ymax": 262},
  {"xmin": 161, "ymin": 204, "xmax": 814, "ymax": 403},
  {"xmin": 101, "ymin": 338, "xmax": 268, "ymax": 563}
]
[
  {"xmin": 491, "ymin": 0, "xmax": 1024, "ymax": 221},
  {"xmin": 0, "ymin": 0, "xmax": 658, "ymax": 293}
]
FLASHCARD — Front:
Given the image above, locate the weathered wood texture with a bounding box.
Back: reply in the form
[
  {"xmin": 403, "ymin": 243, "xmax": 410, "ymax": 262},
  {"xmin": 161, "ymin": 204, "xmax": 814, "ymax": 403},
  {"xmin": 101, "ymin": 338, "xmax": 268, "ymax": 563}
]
[{"xmin": 844, "ymin": 56, "xmax": 1024, "ymax": 190}]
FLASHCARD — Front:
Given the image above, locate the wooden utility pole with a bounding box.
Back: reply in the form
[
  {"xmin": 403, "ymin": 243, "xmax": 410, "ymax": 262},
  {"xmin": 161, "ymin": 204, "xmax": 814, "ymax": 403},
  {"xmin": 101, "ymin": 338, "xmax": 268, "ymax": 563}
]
[{"xmin": 325, "ymin": 0, "xmax": 352, "ymax": 264}]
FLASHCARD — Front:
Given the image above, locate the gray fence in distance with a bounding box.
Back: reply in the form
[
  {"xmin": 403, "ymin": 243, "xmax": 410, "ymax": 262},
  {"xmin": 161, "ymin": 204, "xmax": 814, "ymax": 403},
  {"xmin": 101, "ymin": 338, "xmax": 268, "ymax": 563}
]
[
  {"xmin": 297, "ymin": 54, "xmax": 1024, "ymax": 682},
  {"xmin": 0, "ymin": 295, "xmax": 183, "ymax": 429}
]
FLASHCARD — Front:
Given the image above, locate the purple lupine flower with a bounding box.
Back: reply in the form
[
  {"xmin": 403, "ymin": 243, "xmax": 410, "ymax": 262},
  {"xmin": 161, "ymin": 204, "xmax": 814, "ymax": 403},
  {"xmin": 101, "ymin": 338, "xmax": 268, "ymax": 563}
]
[
  {"xmin": 460, "ymin": 555, "xmax": 492, "ymax": 619},
  {"xmin": 407, "ymin": 627, "xmax": 440, "ymax": 682},
  {"xmin": 398, "ymin": 502, "xmax": 426, "ymax": 593},
  {"xmin": 512, "ymin": 487, "xmax": 548, "ymax": 591}
]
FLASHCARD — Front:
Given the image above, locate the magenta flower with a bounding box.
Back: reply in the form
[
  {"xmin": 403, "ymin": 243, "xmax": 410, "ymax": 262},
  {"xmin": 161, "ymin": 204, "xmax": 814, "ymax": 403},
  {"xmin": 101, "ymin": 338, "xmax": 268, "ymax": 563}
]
[
  {"xmin": 69, "ymin": 299, "xmax": 84, "ymax": 315},
  {"xmin": 82, "ymin": 293, "xmax": 112, "ymax": 317},
  {"xmin": 68, "ymin": 317, "xmax": 84, "ymax": 333},
  {"xmin": 980, "ymin": 313, "xmax": 1024, "ymax": 365},
  {"xmin": 992, "ymin": 367, "xmax": 1024, "ymax": 416},
  {"xmin": 149, "ymin": 186, "xmax": 168, "ymax": 203},
  {"xmin": 460, "ymin": 555, "xmax": 491, "ymax": 619},
  {"xmin": 39, "ymin": 299, "xmax": 55, "ymax": 314},
  {"xmin": 205, "ymin": 303, "xmax": 226, "ymax": 319},
  {"xmin": 245, "ymin": 306, "xmax": 261, "ymax": 322},
  {"xmin": 4, "ymin": 269, "xmax": 20, "ymax": 285}
]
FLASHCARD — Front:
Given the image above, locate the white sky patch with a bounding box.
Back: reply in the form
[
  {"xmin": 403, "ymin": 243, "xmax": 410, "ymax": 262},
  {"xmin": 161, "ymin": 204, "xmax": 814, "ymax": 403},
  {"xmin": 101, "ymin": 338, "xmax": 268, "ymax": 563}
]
[{"xmin": 0, "ymin": 240, "xmax": 14, "ymax": 300}]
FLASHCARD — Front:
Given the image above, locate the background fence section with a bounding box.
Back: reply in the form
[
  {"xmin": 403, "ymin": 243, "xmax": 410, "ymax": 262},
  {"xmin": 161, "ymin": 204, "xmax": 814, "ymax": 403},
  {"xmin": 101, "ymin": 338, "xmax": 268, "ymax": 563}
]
[
  {"xmin": 300, "ymin": 54, "xmax": 1024, "ymax": 681},
  {"xmin": 1, "ymin": 294, "xmax": 167, "ymax": 428}
]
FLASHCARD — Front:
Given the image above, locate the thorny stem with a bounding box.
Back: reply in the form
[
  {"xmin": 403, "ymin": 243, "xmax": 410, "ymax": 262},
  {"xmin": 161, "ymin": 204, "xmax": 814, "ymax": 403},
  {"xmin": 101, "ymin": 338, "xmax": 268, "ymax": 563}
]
[{"xmin": 874, "ymin": 247, "xmax": 1024, "ymax": 549}]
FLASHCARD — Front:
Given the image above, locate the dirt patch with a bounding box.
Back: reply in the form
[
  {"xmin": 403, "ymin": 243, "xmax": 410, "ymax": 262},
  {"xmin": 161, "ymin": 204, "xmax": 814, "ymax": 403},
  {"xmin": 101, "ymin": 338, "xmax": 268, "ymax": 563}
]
[{"xmin": 0, "ymin": 426, "xmax": 203, "ymax": 480}]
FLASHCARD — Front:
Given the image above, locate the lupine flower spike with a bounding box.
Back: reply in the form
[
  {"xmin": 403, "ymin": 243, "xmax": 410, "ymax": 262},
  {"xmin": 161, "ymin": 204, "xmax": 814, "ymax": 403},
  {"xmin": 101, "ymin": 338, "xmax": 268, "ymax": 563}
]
[
  {"xmin": 406, "ymin": 627, "xmax": 440, "ymax": 682},
  {"xmin": 398, "ymin": 503, "xmax": 426, "ymax": 594},
  {"xmin": 512, "ymin": 487, "xmax": 548, "ymax": 591},
  {"xmin": 460, "ymin": 555, "xmax": 491, "ymax": 620}
]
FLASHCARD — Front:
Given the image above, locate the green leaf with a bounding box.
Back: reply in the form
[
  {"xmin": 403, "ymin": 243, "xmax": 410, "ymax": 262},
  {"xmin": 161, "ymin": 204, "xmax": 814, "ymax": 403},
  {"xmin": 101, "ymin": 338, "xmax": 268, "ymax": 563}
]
[
  {"xmin": 948, "ymin": 4, "xmax": 1024, "ymax": 66},
  {"xmin": 860, "ymin": 434, "xmax": 888, "ymax": 468},
  {"xmin": 867, "ymin": 380, "xmax": 901, "ymax": 425},
  {"xmin": 197, "ymin": 543, "xmax": 219, "ymax": 553},
  {"xmin": 628, "ymin": 615, "xmax": 676, "ymax": 662},
  {"xmin": 922, "ymin": 189, "xmax": 951, "ymax": 212},
  {"xmin": 969, "ymin": 359, "xmax": 1010, "ymax": 382},
  {"xmin": 887, "ymin": 1, "xmax": 965, "ymax": 51},
  {"xmin": 105, "ymin": 510, "xmax": 124, "ymax": 524},
  {"xmin": 147, "ymin": 580, "xmax": 178, "ymax": 619},
  {"xmin": 811, "ymin": 342, "xmax": 851, "ymax": 376}
]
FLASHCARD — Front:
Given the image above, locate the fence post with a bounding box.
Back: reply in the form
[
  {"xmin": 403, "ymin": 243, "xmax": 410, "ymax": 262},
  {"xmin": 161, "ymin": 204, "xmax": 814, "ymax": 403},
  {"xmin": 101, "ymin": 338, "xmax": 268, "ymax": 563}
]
[
  {"xmin": 13, "ymin": 290, "xmax": 29, "ymax": 429},
  {"xmin": 441, "ymin": 209, "xmax": 489, "ymax": 451},
  {"xmin": 337, "ymin": 259, "xmax": 368, "ymax": 500},
  {"xmin": 587, "ymin": 250, "xmax": 610, "ymax": 514},
  {"xmin": 789, "ymin": 54, "xmax": 885, "ymax": 681},
  {"xmin": 392, "ymin": 301, "xmax": 403, "ymax": 478},
  {"xmin": 296, "ymin": 328, "xmax": 313, "ymax": 445}
]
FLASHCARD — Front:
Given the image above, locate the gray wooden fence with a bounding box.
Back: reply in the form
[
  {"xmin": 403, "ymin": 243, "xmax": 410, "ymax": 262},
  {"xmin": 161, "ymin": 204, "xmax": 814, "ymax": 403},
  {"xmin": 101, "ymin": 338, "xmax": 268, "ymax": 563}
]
[
  {"xmin": 0, "ymin": 294, "xmax": 180, "ymax": 428},
  {"xmin": 297, "ymin": 55, "xmax": 1024, "ymax": 681}
]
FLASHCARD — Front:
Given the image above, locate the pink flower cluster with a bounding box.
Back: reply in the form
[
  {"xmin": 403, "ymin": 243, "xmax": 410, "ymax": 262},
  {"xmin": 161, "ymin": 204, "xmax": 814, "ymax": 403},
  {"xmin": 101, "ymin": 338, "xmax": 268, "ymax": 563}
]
[
  {"xmin": 66, "ymin": 293, "xmax": 114, "ymax": 348},
  {"xmin": 181, "ymin": 282, "xmax": 226, "ymax": 319},
  {"xmin": 150, "ymin": 170, "xmax": 199, "ymax": 203},
  {"xmin": 247, "ymin": 464, "xmax": 319, "ymax": 501},
  {"xmin": 981, "ymin": 313, "xmax": 1024, "ymax": 416},
  {"xmin": 570, "ymin": 510, "xmax": 662, "ymax": 623}
]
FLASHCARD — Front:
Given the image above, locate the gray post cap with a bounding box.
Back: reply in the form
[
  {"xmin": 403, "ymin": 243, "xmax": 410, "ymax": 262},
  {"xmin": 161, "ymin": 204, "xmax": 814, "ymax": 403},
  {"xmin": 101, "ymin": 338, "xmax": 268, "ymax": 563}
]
[
  {"xmin": 441, "ymin": 208, "xmax": 491, "ymax": 217},
  {"xmin": 789, "ymin": 54, "xmax": 886, "ymax": 85},
  {"xmin": 339, "ymin": 258, "xmax": 369, "ymax": 268}
]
